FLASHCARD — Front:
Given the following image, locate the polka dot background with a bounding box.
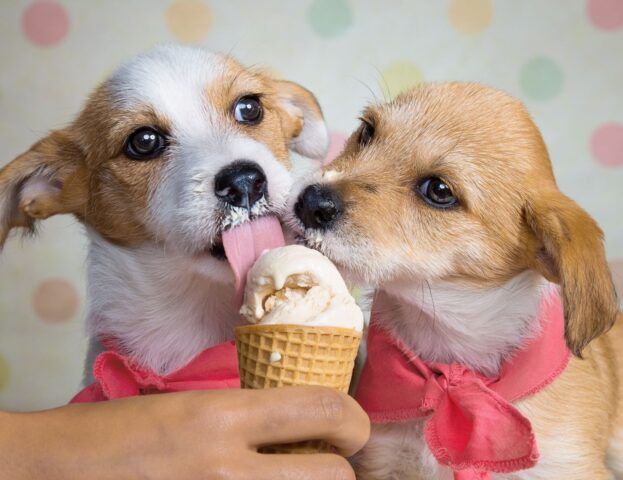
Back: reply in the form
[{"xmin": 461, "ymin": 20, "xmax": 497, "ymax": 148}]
[
  {"xmin": 21, "ymin": 1, "xmax": 69, "ymax": 47},
  {"xmin": 166, "ymin": 0, "xmax": 212, "ymax": 43},
  {"xmin": 308, "ymin": 0, "xmax": 352, "ymax": 38},
  {"xmin": 0, "ymin": 0, "xmax": 621, "ymax": 410},
  {"xmin": 587, "ymin": 0, "xmax": 623, "ymax": 30},
  {"xmin": 591, "ymin": 123, "xmax": 623, "ymax": 167},
  {"xmin": 381, "ymin": 62, "xmax": 425, "ymax": 99},
  {"xmin": 448, "ymin": 0, "xmax": 492, "ymax": 35},
  {"xmin": 520, "ymin": 57, "xmax": 564, "ymax": 101},
  {"xmin": 32, "ymin": 279, "xmax": 79, "ymax": 323}
]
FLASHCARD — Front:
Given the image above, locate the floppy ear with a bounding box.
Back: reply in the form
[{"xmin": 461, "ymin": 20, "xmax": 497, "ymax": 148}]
[
  {"xmin": 524, "ymin": 190, "xmax": 618, "ymax": 356},
  {"xmin": 0, "ymin": 130, "xmax": 87, "ymax": 249},
  {"xmin": 273, "ymin": 80, "xmax": 329, "ymax": 160}
]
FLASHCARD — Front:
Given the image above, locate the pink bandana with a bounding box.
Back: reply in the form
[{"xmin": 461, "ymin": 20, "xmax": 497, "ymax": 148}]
[
  {"xmin": 355, "ymin": 292, "xmax": 570, "ymax": 480},
  {"xmin": 70, "ymin": 341, "xmax": 240, "ymax": 403}
]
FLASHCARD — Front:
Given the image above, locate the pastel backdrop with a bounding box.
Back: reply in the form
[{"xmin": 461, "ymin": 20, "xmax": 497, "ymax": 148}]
[{"xmin": 0, "ymin": 0, "xmax": 621, "ymax": 410}]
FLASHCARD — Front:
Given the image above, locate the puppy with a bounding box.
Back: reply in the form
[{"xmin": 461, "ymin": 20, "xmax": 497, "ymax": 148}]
[
  {"xmin": 291, "ymin": 82, "xmax": 622, "ymax": 479},
  {"xmin": 0, "ymin": 45, "xmax": 328, "ymax": 387}
]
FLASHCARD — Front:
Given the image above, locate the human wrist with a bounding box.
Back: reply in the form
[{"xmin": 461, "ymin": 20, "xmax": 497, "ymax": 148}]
[{"xmin": 0, "ymin": 409, "xmax": 62, "ymax": 480}]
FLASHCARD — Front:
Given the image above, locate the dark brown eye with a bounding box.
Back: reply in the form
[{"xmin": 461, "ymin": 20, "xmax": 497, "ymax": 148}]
[
  {"xmin": 359, "ymin": 121, "xmax": 374, "ymax": 146},
  {"xmin": 234, "ymin": 95, "xmax": 263, "ymax": 124},
  {"xmin": 418, "ymin": 177, "xmax": 458, "ymax": 208},
  {"xmin": 125, "ymin": 127, "xmax": 167, "ymax": 160}
]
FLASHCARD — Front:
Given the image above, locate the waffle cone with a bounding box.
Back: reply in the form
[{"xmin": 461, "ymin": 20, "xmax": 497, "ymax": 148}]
[{"xmin": 235, "ymin": 323, "xmax": 362, "ymax": 454}]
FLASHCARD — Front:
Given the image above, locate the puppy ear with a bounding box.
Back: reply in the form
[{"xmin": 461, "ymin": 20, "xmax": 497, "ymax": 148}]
[
  {"xmin": 273, "ymin": 80, "xmax": 329, "ymax": 160},
  {"xmin": 524, "ymin": 190, "xmax": 618, "ymax": 356},
  {"xmin": 0, "ymin": 130, "xmax": 87, "ymax": 249}
]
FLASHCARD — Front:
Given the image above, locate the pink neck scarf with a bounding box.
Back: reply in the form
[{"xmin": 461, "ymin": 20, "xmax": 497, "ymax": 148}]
[
  {"xmin": 355, "ymin": 292, "xmax": 570, "ymax": 480},
  {"xmin": 70, "ymin": 341, "xmax": 240, "ymax": 403}
]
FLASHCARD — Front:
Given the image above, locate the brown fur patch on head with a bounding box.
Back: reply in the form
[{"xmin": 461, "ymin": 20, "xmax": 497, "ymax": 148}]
[
  {"xmin": 202, "ymin": 56, "xmax": 327, "ymax": 165},
  {"xmin": 67, "ymin": 88, "xmax": 173, "ymax": 245}
]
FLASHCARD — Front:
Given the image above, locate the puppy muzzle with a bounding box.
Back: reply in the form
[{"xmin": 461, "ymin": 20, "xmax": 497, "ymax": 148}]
[{"xmin": 294, "ymin": 183, "xmax": 343, "ymax": 230}]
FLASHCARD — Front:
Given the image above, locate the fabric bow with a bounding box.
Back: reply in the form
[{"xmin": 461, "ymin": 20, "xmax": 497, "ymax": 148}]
[
  {"xmin": 355, "ymin": 292, "xmax": 570, "ymax": 480},
  {"xmin": 418, "ymin": 359, "xmax": 538, "ymax": 478},
  {"xmin": 71, "ymin": 340, "xmax": 240, "ymax": 403}
]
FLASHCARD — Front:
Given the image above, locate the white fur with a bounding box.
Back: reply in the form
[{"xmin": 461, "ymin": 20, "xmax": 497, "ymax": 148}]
[
  {"xmin": 108, "ymin": 45, "xmax": 224, "ymax": 134},
  {"xmin": 380, "ymin": 271, "xmax": 550, "ymax": 376},
  {"xmin": 86, "ymin": 229, "xmax": 243, "ymax": 374},
  {"xmin": 148, "ymin": 134, "xmax": 292, "ymax": 260}
]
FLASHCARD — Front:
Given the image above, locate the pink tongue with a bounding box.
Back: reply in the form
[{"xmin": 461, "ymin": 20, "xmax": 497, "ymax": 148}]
[{"xmin": 222, "ymin": 216, "xmax": 286, "ymax": 308}]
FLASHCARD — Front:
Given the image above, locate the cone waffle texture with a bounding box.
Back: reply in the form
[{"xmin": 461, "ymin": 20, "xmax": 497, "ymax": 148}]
[{"xmin": 235, "ymin": 324, "xmax": 362, "ymax": 454}]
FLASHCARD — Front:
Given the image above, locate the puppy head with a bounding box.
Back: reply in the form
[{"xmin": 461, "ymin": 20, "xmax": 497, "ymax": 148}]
[
  {"xmin": 292, "ymin": 82, "xmax": 617, "ymax": 355},
  {"xmin": 0, "ymin": 45, "xmax": 328, "ymax": 281}
]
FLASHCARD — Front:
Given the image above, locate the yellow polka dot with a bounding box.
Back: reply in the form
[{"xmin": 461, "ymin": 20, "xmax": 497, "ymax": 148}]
[
  {"xmin": 0, "ymin": 354, "xmax": 10, "ymax": 391},
  {"xmin": 351, "ymin": 287, "xmax": 363, "ymax": 304},
  {"xmin": 448, "ymin": 0, "xmax": 492, "ymax": 35},
  {"xmin": 32, "ymin": 278, "xmax": 79, "ymax": 323},
  {"xmin": 166, "ymin": 0, "xmax": 212, "ymax": 43},
  {"xmin": 381, "ymin": 62, "xmax": 425, "ymax": 99}
]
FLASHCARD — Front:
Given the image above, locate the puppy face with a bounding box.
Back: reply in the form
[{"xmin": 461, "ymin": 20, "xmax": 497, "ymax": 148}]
[
  {"xmin": 292, "ymin": 82, "xmax": 617, "ymax": 355},
  {"xmin": 0, "ymin": 45, "xmax": 328, "ymax": 281}
]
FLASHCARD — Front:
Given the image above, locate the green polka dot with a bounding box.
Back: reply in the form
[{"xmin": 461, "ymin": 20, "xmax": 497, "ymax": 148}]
[
  {"xmin": 381, "ymin": 62, "xmax": 425, "ymax": 99},
  {"xmin": 520, "ymin": 57, "xmax": 564, "ymax": 101},
  {"xmin": 308, "ymin": 0, "xmax": 352, "ymax": 38},
  {"xmin": 0, "ymin": 354, "xmax": 10, "ymax": 391}
]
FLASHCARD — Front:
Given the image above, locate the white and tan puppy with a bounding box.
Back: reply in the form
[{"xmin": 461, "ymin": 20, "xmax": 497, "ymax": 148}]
[
  {"xmin": 291, "ymin": 82, "xmax": 622, "ymax": 479},
  {"xmin": 0, "ymin": 44, "xmax": 328, "ymax": 381}
]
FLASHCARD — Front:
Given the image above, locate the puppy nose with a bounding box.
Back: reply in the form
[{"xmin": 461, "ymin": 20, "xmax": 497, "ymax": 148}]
[
  {"xmin": 295, "ymin": 184, "xmax": 343, "ymax": 230},
  {"xmin": 214, "ymin": 161, "xmax": 267, "ymax": 209}
]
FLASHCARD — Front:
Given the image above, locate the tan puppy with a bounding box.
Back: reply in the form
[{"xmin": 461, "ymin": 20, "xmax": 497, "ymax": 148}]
[{"xmin": 290, "ymin": 82, "xmax": 622, "ymax": 479}]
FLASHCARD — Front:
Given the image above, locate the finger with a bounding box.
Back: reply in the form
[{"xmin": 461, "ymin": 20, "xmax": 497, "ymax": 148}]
[
  {"xmin": 242, "ymin": 386, "xmax": 370, "ymax": 457},
  {"xmin": 251, "ymin": 453, "xmax": 355, "ymax": 480}
]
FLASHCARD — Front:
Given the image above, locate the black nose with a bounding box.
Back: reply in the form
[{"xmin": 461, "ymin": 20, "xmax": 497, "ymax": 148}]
[
  {"xmin": 295, "ymin": 184, "xmax": 343, "ymax": 230},
  {"xmin": 214, "ymin": 161, "xmax": 267, "ymax": 209}
]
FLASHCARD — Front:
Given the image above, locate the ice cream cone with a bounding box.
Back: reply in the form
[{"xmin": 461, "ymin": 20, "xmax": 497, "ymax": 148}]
[{"xmin": 235, "ymin": 323, "xmax": 362, "ymax": 453}]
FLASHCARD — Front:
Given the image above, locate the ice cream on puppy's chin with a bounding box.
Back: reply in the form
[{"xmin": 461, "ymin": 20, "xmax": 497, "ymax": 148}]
[{"xmin": 240, "ymin": 245, "xmax": 364, "ymax": 332}]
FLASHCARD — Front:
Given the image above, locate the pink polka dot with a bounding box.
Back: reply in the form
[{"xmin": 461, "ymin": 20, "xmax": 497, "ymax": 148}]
[
  {"xmin": 32, "ymin": 278, "xmax": 79, "ymax": 323},
  {"xmin": 323, "ymin": 132, "xmax": 348, "ymax": 164},
  {"xmin": 587, "ymin": 0, "xmax": 623, "ymax": 30},
  {"xmin": 590, "ymin": 123, "xmax": 623, "ymax": 167},
  {"xmin": 22, "ymin": 1, "xmax": 70, "ymax": 47}
]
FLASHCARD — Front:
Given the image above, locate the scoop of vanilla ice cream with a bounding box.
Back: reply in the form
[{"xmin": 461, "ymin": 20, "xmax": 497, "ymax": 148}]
[{"xmin": 240, "ymin": 245, "xmax": 364, "ymax": 331}]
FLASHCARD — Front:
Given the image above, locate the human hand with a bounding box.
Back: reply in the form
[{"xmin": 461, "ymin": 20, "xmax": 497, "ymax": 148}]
[{"xmin": 1, "ymin": 386, "xmax": 370, "ymax": 480}]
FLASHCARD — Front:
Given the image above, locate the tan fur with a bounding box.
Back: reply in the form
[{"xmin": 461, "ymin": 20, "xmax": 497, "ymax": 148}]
[
  {"xmin": 0, "ymin": 57, "xmax": 323, "ymax": 248},
  {"xmin": 311, "ymin": 83, "xmax": 621, "ymax": 478}
]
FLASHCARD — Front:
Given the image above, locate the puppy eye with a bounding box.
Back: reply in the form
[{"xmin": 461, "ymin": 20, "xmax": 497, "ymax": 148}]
[
  {"xmin": 418, "ymin": 177, "xmax": 458, "ymax": 208},
  {"xmin": 359, "ymin": 121, "xmax": 375, "ymax": 146},
  {"xmin": 234, "ymin": 95, "xmax": 263, "ymax": 125},
  {"xmin": 124, "ymin": 127, "xmax": 167, "ymax": 160}
]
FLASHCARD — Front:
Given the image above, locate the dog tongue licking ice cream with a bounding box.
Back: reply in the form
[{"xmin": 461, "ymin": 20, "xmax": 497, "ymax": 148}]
[
  {"xmin": 222, "ymin": 216, "xmax": 286, "ymax": 306},
  {"xmin": 240, "ymin": 245, "xmax": 364, "ymax": 331},
  {"xmin": 234, "ymin": 245, "xmax": 363, "ymax": 454}
]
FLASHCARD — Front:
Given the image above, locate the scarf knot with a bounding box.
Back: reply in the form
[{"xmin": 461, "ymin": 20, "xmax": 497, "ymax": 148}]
[
  {"xmin": 355, "ymin": 291, "xmax": 570, "ymax": 480},
  {"xmin": 71, "ymin": 340, "xmax": 240, "ymax": 403}
]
